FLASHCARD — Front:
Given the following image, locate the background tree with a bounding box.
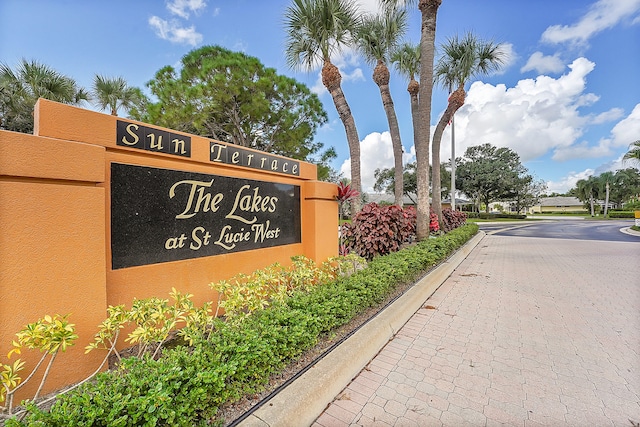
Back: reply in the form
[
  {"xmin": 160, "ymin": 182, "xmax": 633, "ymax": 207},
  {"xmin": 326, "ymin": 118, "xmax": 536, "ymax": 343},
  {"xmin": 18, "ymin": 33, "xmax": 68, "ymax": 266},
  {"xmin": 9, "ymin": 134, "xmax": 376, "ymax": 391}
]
[
  {"xmin": 575, "ymin": 176, "xmax": 601, "ymax": 216},
  {"xmin": 356, "ymin": 8, "xmax": 407, "ymax": 207},
  {"xmin": 132, "ymin": 45, "xmax": 330, "ymax": 164},
  {"xmin": 91, "ymin": 75, "xmax": 146, "ymax": 116},
  {"xmin": 310, "ymin": 146, "xmax": 340, "ymax": 181},
  {"xmin": 456, "ymin": 143, "xmax": 526, "ymax": 213},
  {"xmin": 373, "ymin": 162, "xmax": 418, "ymax": 203},
  {"xmin": 373, "ymin": 161, "xmax": 450, "ymax": 202},
  {"xmin": 623, "ymin": 140, "xmax": 640, "ymax": 166},
  {"xmin": 284, "ymin": 0, "xmax": 363, "ymax": 215},
  {"xmin": 0, "ymin": 59, "xmax": 88, "ymax": 133},
  {"xmin": 510, "ymin": 176, "xmax": 547, "ymax": 214},
  {"xmin": 609, "ymin": 168, "xmax": 640, "ymax": 208},
  {"xmin": 431, "ymin": 32, "xmax": 505, "ymax": 228}
]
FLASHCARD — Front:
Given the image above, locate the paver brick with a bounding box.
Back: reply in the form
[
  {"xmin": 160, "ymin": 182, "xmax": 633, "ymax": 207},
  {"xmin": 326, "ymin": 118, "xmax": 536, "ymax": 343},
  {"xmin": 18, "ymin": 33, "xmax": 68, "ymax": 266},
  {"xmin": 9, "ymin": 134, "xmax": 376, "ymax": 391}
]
[{"xmin": 315, "ymin": 234, "xmax": 639, "ymax": 426}]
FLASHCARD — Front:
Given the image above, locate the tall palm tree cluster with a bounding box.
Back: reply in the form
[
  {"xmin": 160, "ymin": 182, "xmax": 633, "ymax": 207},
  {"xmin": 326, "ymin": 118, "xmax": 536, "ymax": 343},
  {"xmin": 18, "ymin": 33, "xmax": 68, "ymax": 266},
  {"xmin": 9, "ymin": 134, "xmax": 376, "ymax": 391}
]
[
  {"xmin": 0, "ymin": 59, "xmax": 143, "ymax": 134},
  {"xmin": 284, "ymin": 0, "xmax": 440, "ymax": 231},
  {"xmin": 284, "ymin": 0, "xmax": 505, "ymax": 237}
]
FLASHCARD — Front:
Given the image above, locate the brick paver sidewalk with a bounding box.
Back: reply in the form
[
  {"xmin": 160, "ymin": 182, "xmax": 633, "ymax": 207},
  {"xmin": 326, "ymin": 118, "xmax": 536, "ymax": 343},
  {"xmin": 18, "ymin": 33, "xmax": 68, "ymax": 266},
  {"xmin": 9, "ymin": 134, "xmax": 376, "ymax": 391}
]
[{"xmin": 314, "ymin": 235, "xmax": 640, "ymax": 426}]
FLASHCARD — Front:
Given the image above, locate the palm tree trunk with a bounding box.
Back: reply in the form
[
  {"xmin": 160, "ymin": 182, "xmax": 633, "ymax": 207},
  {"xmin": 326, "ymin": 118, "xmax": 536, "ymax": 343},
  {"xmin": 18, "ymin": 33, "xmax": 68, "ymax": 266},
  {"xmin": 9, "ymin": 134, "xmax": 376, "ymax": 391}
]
[
  {"xmin": 432, "ymin": 87, "xmax": 464, "ymax": 230},
  {"xmin": 323, "ymin": 60, "xmax": 362, "ymax": 215},
  {"xmin": 604, "ymin": 181, "xmax": 610, "ymax": 216},
  {"xmin": 378, "ymin": 81, "xmax": 404, "ymax": 207},
  {"xmin": 409, "ymin": 81, "xmax": 420, "ymax": 155},
  {"xmin": 415, "ymin": 0, "xmax": 441, "ymax": 240},
  {"xmin": 450, "ymin": 113, "xmax": 456, "ymax": 211}
]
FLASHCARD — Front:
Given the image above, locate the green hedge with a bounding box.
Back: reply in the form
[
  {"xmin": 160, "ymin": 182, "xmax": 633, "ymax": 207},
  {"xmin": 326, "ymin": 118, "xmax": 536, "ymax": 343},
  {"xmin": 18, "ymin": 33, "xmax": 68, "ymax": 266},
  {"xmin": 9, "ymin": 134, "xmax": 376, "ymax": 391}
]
[
  {"xmin": 608, "ymin": 211, "xmax": 634, "ymax": 218},
  {"xmin": 9, "ymin": 224, "xmax": 479, "ymax": 427},
  {"xmin": 468, "ymin": 212, "xmax": 527, "ymax": 220}
]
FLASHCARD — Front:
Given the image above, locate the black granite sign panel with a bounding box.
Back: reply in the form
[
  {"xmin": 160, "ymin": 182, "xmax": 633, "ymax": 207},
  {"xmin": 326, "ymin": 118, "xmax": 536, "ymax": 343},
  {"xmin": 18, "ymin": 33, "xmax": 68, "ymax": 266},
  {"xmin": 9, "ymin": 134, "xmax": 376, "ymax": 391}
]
[
  {"xmin": 110, "ymin": 163, "xmax": 301, "ymax": 269},
  {"xmin": 116, "ymin": 120, "xmax": 191, "ymax": 157}
]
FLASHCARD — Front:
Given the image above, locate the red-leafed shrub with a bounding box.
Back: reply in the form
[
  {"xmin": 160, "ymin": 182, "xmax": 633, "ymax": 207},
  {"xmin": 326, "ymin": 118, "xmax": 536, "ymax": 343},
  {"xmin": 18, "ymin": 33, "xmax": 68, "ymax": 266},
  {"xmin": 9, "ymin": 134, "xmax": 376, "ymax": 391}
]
[
  {"xmin": 441, "ymin": 208, "xmax": 467, "ymax": 232},
  {"xmin": 342, "ymin": 203, "xmax": 416, "ymax": 260},
  {"xmin": 429, "ymin": 210, "xmax": 439, "ymax": 233}
]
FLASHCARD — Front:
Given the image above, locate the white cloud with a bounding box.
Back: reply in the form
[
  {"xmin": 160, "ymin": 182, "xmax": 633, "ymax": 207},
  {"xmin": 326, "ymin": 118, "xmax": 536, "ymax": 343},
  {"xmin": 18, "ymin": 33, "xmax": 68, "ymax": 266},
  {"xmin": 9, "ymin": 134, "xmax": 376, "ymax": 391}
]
[
  {"xmin": 541, "ymin": 0, "xmax": 640, "ymax": 46},
  {"xmin": 546, "ymin": 168, "xmax": 595, "ymax": 194},
  {"xmin": 521, "ymin": 52, "xmax": 566, "ymax": 74},
  {"xmin": 591, "ymin": 107, "xmax": 624, "ymax": 125},
  {"xmin": 496, "ymin": 43, "xmax": 517, "ymax": 74},
  {"xmin": 438, "ymin": 57, "xmax": 597, "ymax": 164},
  {"xmin": 166, "ymin": 0, "xmax": 207, "ymax": 19},
  {"xmin": 552, "ymin": 139, "xmax": 611, "ymax": 161},
  {"xmin": 149, "ymin": 16, "xmax": 203, "ymax": 46},
  {"xmin": 609, "ymin": 103, "xmax": 640, "ymax": 147},
  {"xmin": 339, "ymin": 131, "xmax": 413, "ymax": 192},
  {"xmin": 594, "ymin": 153, "xmax": 633, "ymax": 175},
  {"xmin": 356, "ymin": 0, "xmax": 383, "ymax": 14},
  {"xmin": 552, "ymin": 104, "xmax": 640, "ymax": 161}
]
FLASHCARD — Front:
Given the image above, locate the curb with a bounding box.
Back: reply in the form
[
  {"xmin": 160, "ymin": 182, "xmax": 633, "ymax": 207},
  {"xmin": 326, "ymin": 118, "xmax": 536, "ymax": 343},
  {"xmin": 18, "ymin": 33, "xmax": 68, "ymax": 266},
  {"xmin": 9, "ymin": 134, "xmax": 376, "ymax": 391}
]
[
  {"xmin": 238, "ymin": 231, "xmax": 486, "ymax": 427},
  {"xmin": 620, "ymin": 227, "xmax": 640, "ymax": 237}
]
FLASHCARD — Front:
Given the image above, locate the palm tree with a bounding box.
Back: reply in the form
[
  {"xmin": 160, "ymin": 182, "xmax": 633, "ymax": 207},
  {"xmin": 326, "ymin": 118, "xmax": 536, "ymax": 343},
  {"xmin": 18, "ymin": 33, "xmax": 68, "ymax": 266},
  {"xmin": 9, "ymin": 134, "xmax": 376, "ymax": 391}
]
[
  {"xmin": 382, "ymin": 0, "xmax": 441, "ymax": 240},
  {"xmin": 576, "ymin": 176, "xmax": 600, "ymax": 217},
  {"xmin": 431, "ymin": 32, "xmax": 505, "ymax": 229},
  {"xmin": 623, "ymin": 140, "xmax": 640, "ymax": 166},
  {"xmin": 598, "ymin": 171, "xmax": 614, "ymax": 216},
  {"xmin": 355, "ymin": 9, "xmax": 408, "ymax": 207},
  {"xmin": 284, "ymin": 0, "xmax": 363, "ymax": 215},
  {"xmin": 91, "ymin": 75, "xmax": 144, "ymax": 116},
  {"xmin": 0, "ymin": 59, "xmax": 88, "ymax": 133},
  {"xmin": 391, "ymin": 43, "xmax": 420, "ymax": 167}
]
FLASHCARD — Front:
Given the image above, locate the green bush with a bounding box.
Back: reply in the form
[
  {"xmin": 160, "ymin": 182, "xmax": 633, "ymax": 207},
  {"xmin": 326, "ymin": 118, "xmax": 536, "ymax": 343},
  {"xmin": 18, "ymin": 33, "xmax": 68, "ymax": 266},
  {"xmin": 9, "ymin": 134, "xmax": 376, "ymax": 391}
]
[
  {"xmin": 608, "ymin": 211, "xmax": 634, "ymax": 218},
  {"xmin": 9, "ymin": 224, "xmax": 479, "ymax": 426}
]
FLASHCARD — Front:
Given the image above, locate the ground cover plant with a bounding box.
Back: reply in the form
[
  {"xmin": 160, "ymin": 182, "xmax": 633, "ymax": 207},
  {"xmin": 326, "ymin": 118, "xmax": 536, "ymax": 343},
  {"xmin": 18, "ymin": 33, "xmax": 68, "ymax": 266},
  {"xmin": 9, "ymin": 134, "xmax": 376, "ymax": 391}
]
[{"xmin": 4, "ymin": 223, "xmax": 478, "ymax": 426}]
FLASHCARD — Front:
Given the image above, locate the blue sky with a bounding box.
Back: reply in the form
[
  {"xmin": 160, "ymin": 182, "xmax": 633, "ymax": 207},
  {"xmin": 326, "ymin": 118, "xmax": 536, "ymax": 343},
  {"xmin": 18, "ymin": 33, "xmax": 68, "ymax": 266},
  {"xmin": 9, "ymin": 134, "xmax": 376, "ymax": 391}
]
[{"xmin": 2, "ymin": 0, "xmax": 639, "ymax": 194}]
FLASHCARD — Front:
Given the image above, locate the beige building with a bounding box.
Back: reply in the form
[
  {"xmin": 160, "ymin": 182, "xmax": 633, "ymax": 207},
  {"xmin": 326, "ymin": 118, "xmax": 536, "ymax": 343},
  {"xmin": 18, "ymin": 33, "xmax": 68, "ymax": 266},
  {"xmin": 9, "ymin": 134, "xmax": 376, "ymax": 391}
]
[{"xmin": 528, "ymin": 196, "xmax": 585, "ymax": 214}]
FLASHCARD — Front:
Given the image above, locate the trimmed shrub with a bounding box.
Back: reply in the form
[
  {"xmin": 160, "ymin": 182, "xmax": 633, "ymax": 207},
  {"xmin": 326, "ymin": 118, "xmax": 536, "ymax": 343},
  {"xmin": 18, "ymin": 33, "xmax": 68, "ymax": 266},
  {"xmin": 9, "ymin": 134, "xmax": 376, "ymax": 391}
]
[
  {"xmin": 477, "ymin": 212, "xmax": 527, "ymax": 220},
  {"xmin": 608, "ymin": 211, "xmax": 634, "ymax": 218}
]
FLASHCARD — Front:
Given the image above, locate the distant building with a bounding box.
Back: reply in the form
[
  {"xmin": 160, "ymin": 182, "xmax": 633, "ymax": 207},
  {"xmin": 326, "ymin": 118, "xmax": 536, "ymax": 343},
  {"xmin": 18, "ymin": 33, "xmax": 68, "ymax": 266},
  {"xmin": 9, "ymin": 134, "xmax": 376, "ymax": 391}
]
[{"xmin": 528, "ymin": 196, "xmax": 585, "ymax": 214}]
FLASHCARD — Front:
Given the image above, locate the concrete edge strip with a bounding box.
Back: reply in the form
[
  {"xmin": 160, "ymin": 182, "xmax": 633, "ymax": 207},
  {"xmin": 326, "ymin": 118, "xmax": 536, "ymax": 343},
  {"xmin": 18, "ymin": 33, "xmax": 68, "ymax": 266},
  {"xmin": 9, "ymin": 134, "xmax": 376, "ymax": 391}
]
[
  {"xmin": 239, "ymin": 230, "xmax": 486, "ymax": 427},
  {"xmin": 620, "ymin": 227, "xmax": 640, "ymax": 237}
]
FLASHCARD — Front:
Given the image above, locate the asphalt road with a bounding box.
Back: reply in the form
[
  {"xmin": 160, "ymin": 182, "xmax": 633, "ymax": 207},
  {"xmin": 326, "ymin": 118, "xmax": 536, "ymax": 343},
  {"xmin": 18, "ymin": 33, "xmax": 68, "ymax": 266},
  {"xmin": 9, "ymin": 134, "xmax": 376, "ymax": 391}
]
[{"xmin": 478, "ymin": 219, "xmax": 640, "ymax": 243}]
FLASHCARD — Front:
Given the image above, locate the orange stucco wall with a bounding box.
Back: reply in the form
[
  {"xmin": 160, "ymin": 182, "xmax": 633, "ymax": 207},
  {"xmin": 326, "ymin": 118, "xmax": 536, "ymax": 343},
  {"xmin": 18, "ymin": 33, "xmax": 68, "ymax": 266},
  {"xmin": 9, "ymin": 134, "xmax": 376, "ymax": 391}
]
[
  {"xmin": 0, "ymin": 130, "xmax": 107, "ymax": 402},
  {"xmin": 1, "ymin": 99, "xmax": 337, "ymax": 400}
]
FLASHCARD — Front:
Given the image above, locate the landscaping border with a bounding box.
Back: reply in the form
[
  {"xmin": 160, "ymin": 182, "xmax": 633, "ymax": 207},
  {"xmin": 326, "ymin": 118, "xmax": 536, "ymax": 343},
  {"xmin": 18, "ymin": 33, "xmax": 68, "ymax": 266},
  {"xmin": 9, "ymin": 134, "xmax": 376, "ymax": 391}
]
[{"xmin": 238, "ymin": 231, "xmax": 486, "ymax": 427}]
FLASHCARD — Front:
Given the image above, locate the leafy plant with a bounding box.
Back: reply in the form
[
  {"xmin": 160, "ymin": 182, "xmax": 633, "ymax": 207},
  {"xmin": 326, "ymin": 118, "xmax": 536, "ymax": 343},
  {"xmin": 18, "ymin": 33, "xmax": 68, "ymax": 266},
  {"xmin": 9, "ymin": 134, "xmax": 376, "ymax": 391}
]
[
  {"xmin": 336, "ymin": 181, "xmax": 361, "ymax": 251},
  {"xmin": 85, "ymin": 289, "xmax": 212, "ymax": 361},
  {"xmin": 209, "ymin": 255, "xmax": 366, "ymax": 324},
  {"xmin": 341, "ymin": 203, "xmax": 416, "ymax": 260},
  {"xmin": 85, "ymin": 305, "xmax": 128, "ymax": 362},
  {"xmin": 429, "ymin": 210, "xmax": 440, "ymax": 233},
  {"xmin": 1, "ymin": 315, "xmax": 78, "ymax": 415},
  {"xmin": 441, "ymin": 208, "xmax": 467, "ymax": 232}
]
